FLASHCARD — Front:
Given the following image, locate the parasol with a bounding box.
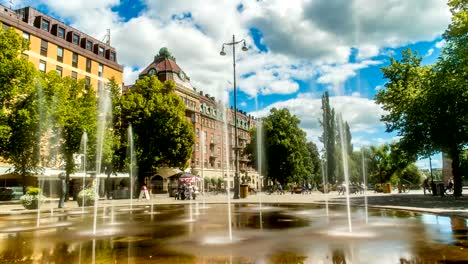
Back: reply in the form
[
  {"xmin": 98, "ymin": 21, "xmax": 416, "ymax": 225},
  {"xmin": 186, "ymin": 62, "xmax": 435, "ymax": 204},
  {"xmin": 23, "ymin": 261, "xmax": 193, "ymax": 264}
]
[{"xmin": 177, "ymin": 173, "xmax": 201, "ymax": 183}]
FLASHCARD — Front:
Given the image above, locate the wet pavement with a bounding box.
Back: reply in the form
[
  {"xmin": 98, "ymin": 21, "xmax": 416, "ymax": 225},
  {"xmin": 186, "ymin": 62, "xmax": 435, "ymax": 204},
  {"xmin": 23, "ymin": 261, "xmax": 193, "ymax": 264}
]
[{"xmin": 1, "ymin": 189, "xmax": 468, "ymax": 217}]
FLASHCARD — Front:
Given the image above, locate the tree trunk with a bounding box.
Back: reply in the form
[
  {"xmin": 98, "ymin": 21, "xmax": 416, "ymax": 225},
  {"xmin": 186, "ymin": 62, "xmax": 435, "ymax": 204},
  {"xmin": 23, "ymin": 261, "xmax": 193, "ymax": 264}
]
[
  {"xmin": 65, "ymin": 172, "xmax": 70, "ymax": 201},
  {"xmin": 451, "ymin": 149, "xmax": 462, "ymax": 197},
  {"xmin": 22, "ymin": 174, "xmax": 26, "ymax": 195}
]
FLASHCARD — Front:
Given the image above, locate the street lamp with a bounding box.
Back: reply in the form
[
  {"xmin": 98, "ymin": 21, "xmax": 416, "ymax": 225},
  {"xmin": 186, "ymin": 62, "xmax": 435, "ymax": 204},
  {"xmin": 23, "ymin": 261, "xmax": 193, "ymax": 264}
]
[{"xmin": 220, "ymin": 35, "xmax": 248, "ymax": 199}]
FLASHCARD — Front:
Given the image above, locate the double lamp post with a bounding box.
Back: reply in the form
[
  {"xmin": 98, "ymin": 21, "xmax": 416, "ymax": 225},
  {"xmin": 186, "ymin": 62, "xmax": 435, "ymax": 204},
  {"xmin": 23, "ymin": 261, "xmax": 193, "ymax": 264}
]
[{"xmin": 220, "ymin": 35, "xmax": 248, "ymax": 199}]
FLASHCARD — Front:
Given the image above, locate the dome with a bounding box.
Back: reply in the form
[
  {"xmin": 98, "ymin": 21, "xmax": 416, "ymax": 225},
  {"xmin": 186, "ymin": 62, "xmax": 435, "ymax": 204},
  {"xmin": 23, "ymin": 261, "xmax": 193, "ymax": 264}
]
[{"xmin": 139, "ymin": 48, "xmax": 192, "ymax": 90}]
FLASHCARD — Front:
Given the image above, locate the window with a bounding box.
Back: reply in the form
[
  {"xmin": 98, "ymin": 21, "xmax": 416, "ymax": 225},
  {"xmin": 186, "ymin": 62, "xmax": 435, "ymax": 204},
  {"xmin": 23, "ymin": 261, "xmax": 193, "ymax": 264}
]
[
  {"xmin": 98, "ymin": 64, "xmax": 103, "ymax": 77},
  {"xmin": 110, "ymin": 51, "xmax": 115, "ymax": 61},
  {"xmin": 57, "ymin": 46, "xmax": 63, "ymax": 62},
  {"xmin": 86, "ymin": 58, "xmax": 91, "ymax": 73},
  {"xmin": 22, "ymin": 32, "xmax": 30, "ymax": 40},
  {"xmin": 71, "ymin": 71, "xmax": 77, "ymax": 80},
  {"xmin": 39, "ymin": 60, "xmax": 46, "ymax": 72},
  {"xmin": 72, "ymin": 34, "xmax": 79, "ymax": 45},
  {"xmin": 57, "ymin": 27, "xmax": 65, "ymax": 38},
  {"xmin": 56, "ymin": 66, "xmax": 62, "ymax": 77},
  {"xmin": 85, "ymin": 76, "xmax": 91, "ymax": 90},
  {"xmin": 86, "ymin": 40, "xmax": 93, "ymax": 51},
  {"xmin": 40, "ymin": 40, "xmax": 48, "ymax": 56},
  {"xmin": 41, "ymin": 19, "xmax": 49, "ymax": 31},
  {"xmin": 98, "ymin": 46, "xmax": 104, "ymax": 56},
  {"xmin": 72, "ymin": 53, "xmax": 78, "ymax": 68}
]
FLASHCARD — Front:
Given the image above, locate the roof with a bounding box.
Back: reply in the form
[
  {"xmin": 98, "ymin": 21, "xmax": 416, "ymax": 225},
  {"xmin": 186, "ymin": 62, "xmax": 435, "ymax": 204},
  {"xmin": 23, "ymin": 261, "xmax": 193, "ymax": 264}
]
[{"xmin": 139, "ymin": 47, "xmax": 194, "ymax": 91}]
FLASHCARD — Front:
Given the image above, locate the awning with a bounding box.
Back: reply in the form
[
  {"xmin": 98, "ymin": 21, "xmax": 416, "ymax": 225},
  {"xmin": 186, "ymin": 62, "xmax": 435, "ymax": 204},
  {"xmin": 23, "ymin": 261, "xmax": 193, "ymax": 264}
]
[{"xmin": 156, "ymin": 167, "xmax": 183, "ymax": 178}]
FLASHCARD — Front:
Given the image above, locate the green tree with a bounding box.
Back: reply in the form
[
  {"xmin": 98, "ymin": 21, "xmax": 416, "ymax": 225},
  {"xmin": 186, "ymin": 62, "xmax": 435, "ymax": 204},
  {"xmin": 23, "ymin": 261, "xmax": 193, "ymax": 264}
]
[
  {"xmin": 120, "ymin": 76, "xmax": 194, "ymax": 182},
  {"xmin": 47, "ymin": 73, "xmax": 97, "ymax": 197},
  {"xmin": 320, "ymin": 91, "xmax": 336, "ymax": 183},
  {"xmin": 376, "ymin": 0, "xmax": 468, "ymax": 196},
  {"xmin": 306, "ymin": 141, "xmax": 322, "ymax": 185},
  {"xmin": 247, "ymin": 108, "xmax": 311, "ymax": 185},
  {"xmin": 366, "ymin": 143, "xmax": 417, "ymax": 184},
  {"xmin": 0, "ymin": 28, "xmax": 38, "ymax": 193}
]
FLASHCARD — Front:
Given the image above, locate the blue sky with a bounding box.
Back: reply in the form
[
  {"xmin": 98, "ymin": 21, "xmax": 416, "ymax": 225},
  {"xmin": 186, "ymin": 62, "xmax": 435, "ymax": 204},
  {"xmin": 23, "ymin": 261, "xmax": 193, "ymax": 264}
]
[{"xmin": 7, "ymin": 0, "xmax": 451, "ymax": 168}]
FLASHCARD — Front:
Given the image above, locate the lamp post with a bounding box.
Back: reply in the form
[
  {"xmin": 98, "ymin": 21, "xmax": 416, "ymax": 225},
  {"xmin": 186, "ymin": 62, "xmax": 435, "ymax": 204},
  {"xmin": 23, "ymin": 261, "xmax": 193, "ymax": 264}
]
[{"xmin": 220, "ymin": 35, "xmax": 248, "ymax": 199}]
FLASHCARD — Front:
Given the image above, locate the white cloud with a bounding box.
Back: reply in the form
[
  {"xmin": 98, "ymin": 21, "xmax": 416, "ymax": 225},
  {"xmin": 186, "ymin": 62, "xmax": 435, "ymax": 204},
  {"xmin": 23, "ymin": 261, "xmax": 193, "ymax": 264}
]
[
  {"xmin": 425, "ymin": 48, "xmax": 434, "ymax": 57},
  {"xmin": 123, "ymin": 66, "xmax": 140, "ymax": 86},
  {"xmin": 435, "ymin": 39, "xmax": 447, "ymax": 49},
  {"xmin": 25, "ymin": 0, "xmax": 451, "ymax": 102},
  {"xmin": 317, "ymin": 60, "xmax": 382, "ymax": 88},
  {"xmin": 357, "ymin": 44, "xmax": 379, "ymax": 59},
  {"xmin": 250, "ymin": 94, "xmax": 386, "ymax": 144}
]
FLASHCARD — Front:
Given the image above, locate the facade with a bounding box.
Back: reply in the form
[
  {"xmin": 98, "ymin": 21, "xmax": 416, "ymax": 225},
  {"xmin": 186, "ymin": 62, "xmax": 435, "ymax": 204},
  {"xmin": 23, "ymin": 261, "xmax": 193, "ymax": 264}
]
[
  {"xmin": 0, "ymin": 5, "xmax": 123, "ymax": 91},
  {"xmin": 136, "ymin": 48, "xmax": 260, "ymax": 191}
]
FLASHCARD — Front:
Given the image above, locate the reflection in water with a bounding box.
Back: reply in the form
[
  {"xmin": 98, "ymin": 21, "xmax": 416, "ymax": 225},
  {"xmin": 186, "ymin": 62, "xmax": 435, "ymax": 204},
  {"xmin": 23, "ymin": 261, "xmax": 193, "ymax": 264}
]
[
  {"xmin": 0, "ymin": 204, "xmax": 467, "ymax": 263},
  {"xmin": 332, "ymin": 249, "xmax": 347, "ymax": 264}
]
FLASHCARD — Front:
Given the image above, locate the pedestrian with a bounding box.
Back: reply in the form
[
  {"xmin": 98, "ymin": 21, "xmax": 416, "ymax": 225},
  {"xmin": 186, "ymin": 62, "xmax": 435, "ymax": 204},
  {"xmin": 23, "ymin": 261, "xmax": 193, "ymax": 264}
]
[
  {"xmin": 138, "ymin": 184, "xmax": 150, "ymax": 201},
  {"xmin": 277, "ymin": 181, "xmax": 284, "ymax": 195},
  {"xmin": 421, "ymin": 178, "xmax": 430, "ymax": 195},
  {"xmin": 446, "ymin": 178, "xmax": 454, "ymax": 193}
]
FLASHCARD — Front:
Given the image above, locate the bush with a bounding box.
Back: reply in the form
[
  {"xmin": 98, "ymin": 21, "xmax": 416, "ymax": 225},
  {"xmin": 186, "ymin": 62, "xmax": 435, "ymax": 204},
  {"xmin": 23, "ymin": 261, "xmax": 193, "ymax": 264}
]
[
  {"xmin": 77, "ymin": 187, "xmax": 97, "ymax": 207},
  {"xmin": 26, "ymin": 187, "xmax": 41, "ymax": 195},
  {"xmin": 20, "ymin": 187, "xmax": 45, "ymax": 209}
]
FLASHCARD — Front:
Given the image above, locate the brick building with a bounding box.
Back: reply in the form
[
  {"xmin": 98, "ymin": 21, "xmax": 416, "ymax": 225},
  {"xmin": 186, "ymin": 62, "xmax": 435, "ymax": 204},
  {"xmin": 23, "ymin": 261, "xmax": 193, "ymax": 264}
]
[{"xmin": 135, "ymin": 48, "xmax": 260, "ymax": 192}]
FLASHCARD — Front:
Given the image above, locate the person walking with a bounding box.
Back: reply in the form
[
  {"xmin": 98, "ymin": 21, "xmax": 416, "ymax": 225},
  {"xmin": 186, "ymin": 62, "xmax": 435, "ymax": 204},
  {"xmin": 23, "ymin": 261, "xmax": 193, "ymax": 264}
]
[{"xmin": 138, "ymin": 184, "xmax": 151, "ymax": 201}]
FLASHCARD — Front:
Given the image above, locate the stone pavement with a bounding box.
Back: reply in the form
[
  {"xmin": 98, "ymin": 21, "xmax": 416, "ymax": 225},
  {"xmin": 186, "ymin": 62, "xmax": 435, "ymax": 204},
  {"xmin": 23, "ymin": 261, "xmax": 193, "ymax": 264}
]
[{"xmin": 1, "ymin": 189, "xmax": 468, "ymax": 217}]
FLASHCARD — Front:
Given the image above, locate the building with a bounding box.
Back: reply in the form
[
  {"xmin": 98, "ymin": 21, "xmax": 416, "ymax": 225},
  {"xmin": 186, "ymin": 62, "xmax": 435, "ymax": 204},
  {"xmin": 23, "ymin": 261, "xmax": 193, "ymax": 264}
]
[
  {"xmin": 134, "ymin": 48, "xmax": 260, "ymax": 192},
  {"xmin": 0, "ymin": 5, "xmax": 123, "ymax": 91}
]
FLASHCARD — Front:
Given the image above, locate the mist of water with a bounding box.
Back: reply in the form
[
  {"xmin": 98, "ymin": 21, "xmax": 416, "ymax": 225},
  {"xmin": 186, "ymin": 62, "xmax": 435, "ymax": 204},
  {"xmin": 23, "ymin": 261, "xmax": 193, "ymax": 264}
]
[
  {"xmin": 255, "ymin": 115, "xmax": 264, "ymax": 230},
  {"xmin": 338, "ymin": 114, "xmax": 352, "ymax": 232},
  {"xmin": 362, "ymin": 149, "xmax": 368, "ymax": 224},
  {"xmin": 321, "ymin": 161, "xmax": 329, "ymax": 218},
  {"xmin": 223, "ymin": 103, "xmax": 233, "ymax": 241},
  {"xmin": 128, "ymin": 124, "xmax": 135, "ymax": 212},
  {"xmin": 93, "ymin": 85, "xmax": 112, "ymax": 235},
  {"xmin": 80, "ymin": 132, "xmax": 88, "ymax": 214},
  {"xmin": 201, "ymin": 131, "xmax": 206, "ymax": 207},
  {"xmin": 35, "ymin": 79, "xmax": 47, "ymax": 227}
]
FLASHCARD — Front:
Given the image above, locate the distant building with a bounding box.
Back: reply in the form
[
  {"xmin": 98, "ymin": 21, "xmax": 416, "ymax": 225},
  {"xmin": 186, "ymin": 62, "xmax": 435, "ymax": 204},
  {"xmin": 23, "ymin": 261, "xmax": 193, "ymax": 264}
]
[
  {"xmin": 0, "ymin": 5, "xmax": 123, "ymax": 91},
  {"xmin": 129, "ymin": 48, "xmax": 260, "ymax": 193}
]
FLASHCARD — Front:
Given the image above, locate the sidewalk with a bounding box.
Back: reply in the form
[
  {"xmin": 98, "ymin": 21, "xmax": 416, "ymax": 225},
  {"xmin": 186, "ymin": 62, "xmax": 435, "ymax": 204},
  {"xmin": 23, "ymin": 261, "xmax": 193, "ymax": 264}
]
[{"xmin": 1, "ymin": 190, "xmax": 468, "ymax": 217}]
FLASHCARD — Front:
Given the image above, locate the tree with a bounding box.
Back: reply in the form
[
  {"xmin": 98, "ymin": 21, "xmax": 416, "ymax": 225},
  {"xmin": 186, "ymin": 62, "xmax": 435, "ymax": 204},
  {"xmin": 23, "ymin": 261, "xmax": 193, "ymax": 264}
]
[
  {"xmin": 376, "ymin": 0, "xmax": 468, "ymax": 196},
  {"xmin": 43, "ymin": 73, "xmax": 97, "ymax": 198},
  {"xmin": 365, "ymin": 143, "xmax": 417, "ymax": 184},
  {"xmin": 306, "ymin": 142, "xmax": 322, "ymax": 185},
  {"xmin": 120, "ymin": 76, "xmax": 194, "ymax": 182},
  {"xmin": 320, "ymin": 91, "xmax": 336, "ymax": 183},
  {"xmin": 0, "ymin": 28, "xmax": 38, "ymax": 193},
  {"xmin": 246, "ymin": 108, "xmax": 311, "ymax": 185}
]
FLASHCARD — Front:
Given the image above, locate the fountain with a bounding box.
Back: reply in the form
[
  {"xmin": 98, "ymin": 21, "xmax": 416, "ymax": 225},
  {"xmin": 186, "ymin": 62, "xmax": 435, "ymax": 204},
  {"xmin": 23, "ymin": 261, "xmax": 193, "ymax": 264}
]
[
  {"xmin": 362, "ymin": 149, "xmax": 369, "ymax": 224},
  {"xmin": 93, "ymin": 84, "xmax": 112, "ymax": 235},
  {"xmin": 223, "ymin": 100, "xmax": 233, "ymax": 242},
  {"xmin": 128, "ymin": 124, "xmax": 135, "ymax": 212},
  {"xmin": 256, "ymin": 117, "xmax": 264, "ymax": 230},
  {"xmin": 337, "ymin": 114, "xmax": 353, "ymax": 232},
  {"xmin": 80, "ymin": 132, "xmax": 88, "ymax": 214}
]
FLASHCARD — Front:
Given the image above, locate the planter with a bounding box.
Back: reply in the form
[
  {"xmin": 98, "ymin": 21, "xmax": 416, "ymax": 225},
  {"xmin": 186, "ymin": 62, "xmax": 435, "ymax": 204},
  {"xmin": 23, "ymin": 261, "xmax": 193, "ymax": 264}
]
[
  {"xmin": 77, "ymin": 188, "xmax": 97, "ymax": 207},
  {"xmin": 20, "ymin": 194, "xmax": 44, "ymax": 210}
]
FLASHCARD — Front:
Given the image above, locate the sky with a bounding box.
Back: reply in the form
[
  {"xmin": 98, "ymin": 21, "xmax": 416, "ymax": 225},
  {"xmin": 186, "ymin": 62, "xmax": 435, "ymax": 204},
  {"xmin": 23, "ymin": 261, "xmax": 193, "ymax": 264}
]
[{"xmin": 6, "ymin": 0, "xmax": 452, "ymax": 169}]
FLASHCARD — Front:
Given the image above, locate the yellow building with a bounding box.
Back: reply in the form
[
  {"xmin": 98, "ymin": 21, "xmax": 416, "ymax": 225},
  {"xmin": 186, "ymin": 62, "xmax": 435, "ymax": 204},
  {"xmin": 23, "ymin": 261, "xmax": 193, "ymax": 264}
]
[{"xmin": 0, "ymin": 5, "xmax": 123, "ymax": 90}]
